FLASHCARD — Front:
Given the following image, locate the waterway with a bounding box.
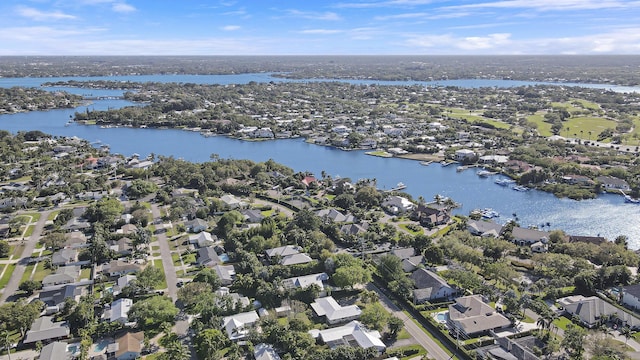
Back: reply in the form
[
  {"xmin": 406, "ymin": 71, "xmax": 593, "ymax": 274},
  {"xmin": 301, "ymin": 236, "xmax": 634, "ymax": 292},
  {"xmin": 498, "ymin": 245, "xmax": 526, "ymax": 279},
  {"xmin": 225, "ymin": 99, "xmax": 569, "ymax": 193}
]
[{"xmin": 0, "ymin": 74, "xmax": 639, "ymax": 248}]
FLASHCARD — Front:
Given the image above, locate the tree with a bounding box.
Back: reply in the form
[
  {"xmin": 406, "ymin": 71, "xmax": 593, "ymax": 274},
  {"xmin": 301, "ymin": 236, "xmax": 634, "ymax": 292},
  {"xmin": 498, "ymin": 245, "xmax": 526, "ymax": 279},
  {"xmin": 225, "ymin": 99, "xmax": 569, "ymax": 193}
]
[
  {"xmin": 85, "ymin": 197, "xmax": 124, "ymax": 224},
  {"xmin": 387, "ymin": 315, "xmax": 404, "ymax": 339},
  {"xmin": 561, "ymin": 324, "xmax": 587, "ymax": 359},
  {"xmin": 128, "ymin": 296, "xmax": 179, "ymax": 330},
  {"xmin": 0, "ymin": 240, "xmax": 10, "ymax": 258},
  {"xmin": 193, "ymin": 268, "xmax": 222, "ymax": 289},
  {"xmin": 160, "ymin": 339, "xmax": 190, "ymax": 360},
  {"xmin": 360, "ymin": 302, "xmax": 390, "ymax": 331},
  {"xmin": 39, "ymin": 232, "xmax": 66, "ymax": 250},
  {"xmin": 194, "ymin": 329, "xmax": 228, "ymax": 360},
  {"xmin": 333, "ymin": 193, "xmax": 356, "ymax": 210},
  {"xmin": 136, "ymin": 266, "xmax": 165, "ymax": 292},
  {"xmin": 332, "ymin": 266, "xmax": 372, "ymax": 288},
  {"xmin": 0, "ymin": 300, "xmax": 43, "ymax": 336},
  {"xmin": 19, "ymin": 280, "xmax": 42, "ymax": 295},
  {"xmin": 615, "ymin": 235, "xmax": 629, "ymax": 249},
  {"xmin": 177, "ymin": 282, "xmax": 213, "ymax": 312}
]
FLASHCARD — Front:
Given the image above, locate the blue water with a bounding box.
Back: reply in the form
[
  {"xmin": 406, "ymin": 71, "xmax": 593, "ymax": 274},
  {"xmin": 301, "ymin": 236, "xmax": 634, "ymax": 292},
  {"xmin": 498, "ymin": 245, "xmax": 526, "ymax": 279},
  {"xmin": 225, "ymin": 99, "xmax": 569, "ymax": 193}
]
[{"xmin": 1, "ymin": 74, "xmax": 639, "ymax": 248}]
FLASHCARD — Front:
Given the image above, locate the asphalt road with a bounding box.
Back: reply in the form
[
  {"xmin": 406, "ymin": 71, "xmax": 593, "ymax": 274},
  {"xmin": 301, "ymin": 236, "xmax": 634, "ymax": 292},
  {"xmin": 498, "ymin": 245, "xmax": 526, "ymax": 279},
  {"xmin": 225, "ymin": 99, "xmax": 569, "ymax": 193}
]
[
  {"xmin": 367, "ymin": 283, "xmax": 454, "ymax": 360},
  {"xmin": 150, "ymin": 204, "xmax": 178, "ymax": 302},
  {"xmin": 1, "ymin": 210, "xmax": 52, "ymax": 303}
]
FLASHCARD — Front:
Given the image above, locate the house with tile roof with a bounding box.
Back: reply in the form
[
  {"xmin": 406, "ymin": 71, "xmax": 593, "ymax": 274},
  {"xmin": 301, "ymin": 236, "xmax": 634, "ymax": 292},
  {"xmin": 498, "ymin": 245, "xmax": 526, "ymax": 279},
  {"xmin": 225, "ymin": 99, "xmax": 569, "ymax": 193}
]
[
  {"xmin": 447, "ymin": 295, "xmax": 511, "ymax": 337},
  {"xmin": 311, "ymin": 296, "xmax": 362, "ymax": 324}
]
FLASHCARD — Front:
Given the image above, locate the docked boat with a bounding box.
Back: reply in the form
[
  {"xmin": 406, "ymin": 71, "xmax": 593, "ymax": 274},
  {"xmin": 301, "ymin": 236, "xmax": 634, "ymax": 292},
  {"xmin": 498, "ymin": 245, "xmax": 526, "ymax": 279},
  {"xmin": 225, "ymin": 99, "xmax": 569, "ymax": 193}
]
[
  {"xmin": 512, "ymin": 185, "xmax": 529, "ymax": 192},
  {"xmin": 480, "ymin": 208, "xmax": 500, "ymax": 219},
  {"xmin": 495, "ymin": 178, "xmax": 515, "ymax": 186},
  {"xmin": 477, "ymin": 170, "xmax": 493, "ymax": 177},
  {"xmin": 621, "ymin": 191, "xmax": 640, "ymax": 203}
]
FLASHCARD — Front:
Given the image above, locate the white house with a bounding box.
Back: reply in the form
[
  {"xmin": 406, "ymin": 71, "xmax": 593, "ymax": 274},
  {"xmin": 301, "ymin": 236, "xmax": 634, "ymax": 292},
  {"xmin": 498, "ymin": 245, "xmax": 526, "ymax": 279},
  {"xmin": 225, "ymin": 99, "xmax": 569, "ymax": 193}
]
[
  {"xmin": 382, "ymin": 196, "xmax": 415, "ymax": 214},
  {"xmin": 189, "ymin": 232, "xmax": 217, "ymax": 248},
  {"xmin": 455, "ymin": 149, "xmax": 476, "ymax": 162},
  {"xmin": 309, "ymin": 321, "xmax": 385, "ymax": 352},
  {"xmin": 311, "ymin": 296, "xmax": 362, "ymax": 324},
  {"xmin": 109, "ymin": 298, "xmax": 133, "ymax": 324},
  {"xmin": 410, "ymin": 269, "xmax": 457, "ymax": 304},
  {"xmin": 222, "ymin": 311, "xmax": 260, "ymax": 341},
  {"xmin": 220, "ymin": 194, "xmax": 247, "ymax": 209}
]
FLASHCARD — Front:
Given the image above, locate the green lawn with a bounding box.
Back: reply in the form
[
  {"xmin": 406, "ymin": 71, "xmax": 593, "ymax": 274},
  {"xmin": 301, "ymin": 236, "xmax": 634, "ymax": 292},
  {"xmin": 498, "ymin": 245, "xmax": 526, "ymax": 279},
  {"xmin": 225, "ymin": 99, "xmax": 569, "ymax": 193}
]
[
  {"xmin": 47, "ymin": 210, "xmax": 61, "ymax": 221},
  {"xmin": 23, "ymin": 225, "xmax": 35, "ymax": 237},
  {"xmin": 404, "ymin": 311, "xmax": 453, "ymax": 356},
  {"xmin": 80, "ymin": 267, "xmax": 92, "ymax": 280},
  {"xmin": 21, "ymin": 264, "xmax": 35, "ymax": 283},
  {"xmin": 565, "ymin": 116, "xmax": 617, "ymax": 139},
  {"xmin": 386, "ymin": 344, "xmax": 427, "ymax": 360},
  {"xmin": 526, "ymin": 113, "xmax": 553, "ymax": 136},
  {"xmin": 172, "ymin": 253, "xmax": 182, "ymax": 266},
  {"xmin": 152, "ymin": 259, "xmax": 167, "ymax": 289},
  {"xmin": 0, "ymin": 245, "xmax": 15, "ymax": 260},
  {"xmin": 0, "ymin": 264, "xmax": 16, "ymax": 290},
  {"xmin": 398, "ymin": 223, "xmax": 423, "ymax": 235},
  {"xmin": 32, "ymin": 262, "xmax": 52, "ymax": 282},
  {"xmin": 22, "ymin": 212, "xmax": 42, "ymax": 223},
  {"xmin": 553, "ymin": 316, "xmax": 573, "ymax": 331}
]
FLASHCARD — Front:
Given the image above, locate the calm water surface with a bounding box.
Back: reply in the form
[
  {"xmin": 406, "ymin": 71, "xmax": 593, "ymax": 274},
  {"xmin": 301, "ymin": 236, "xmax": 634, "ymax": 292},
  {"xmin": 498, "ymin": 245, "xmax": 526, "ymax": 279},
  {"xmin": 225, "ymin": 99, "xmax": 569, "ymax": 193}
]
[{"xmin": 0, "ymin": 74, "xmax": 639, "ymax": 248}]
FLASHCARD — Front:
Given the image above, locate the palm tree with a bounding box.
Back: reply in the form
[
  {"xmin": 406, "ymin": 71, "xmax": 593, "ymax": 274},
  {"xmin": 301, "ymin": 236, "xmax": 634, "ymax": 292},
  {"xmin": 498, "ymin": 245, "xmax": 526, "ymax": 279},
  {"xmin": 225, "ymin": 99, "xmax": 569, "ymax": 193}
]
[
  {"xmin": 620, "ymin": 326, "xmax": 632, "ymax": 345},
  {"xmin": 536, "ymin": 316, "xmax": 549, "ymax": 333}
]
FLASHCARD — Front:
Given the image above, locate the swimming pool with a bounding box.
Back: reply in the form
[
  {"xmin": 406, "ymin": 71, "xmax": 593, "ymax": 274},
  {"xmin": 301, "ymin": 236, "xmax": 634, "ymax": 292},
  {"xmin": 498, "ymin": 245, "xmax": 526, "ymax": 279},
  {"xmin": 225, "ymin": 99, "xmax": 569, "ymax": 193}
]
[
  {"xmin": 434, "ymin": 312, "xmax": 448, "ymax": 323},
  {"xmin": 94, "ymin": 341, "xmax": 108, "ymax": 352},
  {"xmin": 67, "ymin": 344, "xmax": 80, "ymax": 354}
]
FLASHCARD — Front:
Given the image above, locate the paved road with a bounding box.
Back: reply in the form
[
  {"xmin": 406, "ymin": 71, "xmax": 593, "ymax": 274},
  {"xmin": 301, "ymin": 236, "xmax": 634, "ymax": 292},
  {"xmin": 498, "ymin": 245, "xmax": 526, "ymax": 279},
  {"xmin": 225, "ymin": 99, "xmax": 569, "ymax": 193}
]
[
  {"xmin": 1, "ymin": 210, "xmax": 52, "ymax": 303},
  {"xmin": 367, "ymin": 283, "xmax": 454, "ymax": 360},
  {"xmin": 150, "ymin": 204, "xmax": 178, "ymax": 302}
]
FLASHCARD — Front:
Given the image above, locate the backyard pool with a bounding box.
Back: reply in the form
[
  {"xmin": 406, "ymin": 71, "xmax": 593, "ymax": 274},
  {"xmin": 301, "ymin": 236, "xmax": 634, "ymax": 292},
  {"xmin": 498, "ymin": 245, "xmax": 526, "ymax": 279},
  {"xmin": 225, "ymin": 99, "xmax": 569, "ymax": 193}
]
[
  {"xmin": 434, "ymin": 312, "xmax": 448, "ymax": 324},
  {"xmin": 94, "ymin": 341, "xmax": 109, "ymax": 352}
]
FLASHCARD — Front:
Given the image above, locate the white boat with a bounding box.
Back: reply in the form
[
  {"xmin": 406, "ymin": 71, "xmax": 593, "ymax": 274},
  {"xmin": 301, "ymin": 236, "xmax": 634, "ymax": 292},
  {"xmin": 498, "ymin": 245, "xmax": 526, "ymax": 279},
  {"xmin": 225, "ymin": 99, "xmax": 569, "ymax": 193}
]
[
  {"xmin": 477, "ymin": 170, "xmax": 492, "ymax": 177},
  {"xmin": 495, "ymin": 178, "xmax": 515, "ymax": 186},
  {"xmin": 480, "ymin": 208, "xmax": 500, "ymax": 218},
  {"xmin": 512, "ymin": 185, "xmax": 529, "ymax": 192}
]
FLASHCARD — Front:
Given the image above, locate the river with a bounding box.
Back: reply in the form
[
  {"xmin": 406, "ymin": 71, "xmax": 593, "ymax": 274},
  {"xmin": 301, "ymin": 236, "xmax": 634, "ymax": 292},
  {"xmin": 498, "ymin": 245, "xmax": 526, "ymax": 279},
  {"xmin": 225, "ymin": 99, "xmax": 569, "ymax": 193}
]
[{"xmin": 0, "ymin": 74, "xmax": 639, "ymax": 248}]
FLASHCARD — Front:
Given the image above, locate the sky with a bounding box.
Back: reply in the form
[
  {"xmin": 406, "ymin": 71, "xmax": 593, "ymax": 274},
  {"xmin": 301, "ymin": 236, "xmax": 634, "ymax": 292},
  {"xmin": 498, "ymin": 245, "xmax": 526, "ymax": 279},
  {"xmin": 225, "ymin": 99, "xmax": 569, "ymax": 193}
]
[{"xmin": 1, "ymin": 0, "xmax": 640, "ymax": 55}]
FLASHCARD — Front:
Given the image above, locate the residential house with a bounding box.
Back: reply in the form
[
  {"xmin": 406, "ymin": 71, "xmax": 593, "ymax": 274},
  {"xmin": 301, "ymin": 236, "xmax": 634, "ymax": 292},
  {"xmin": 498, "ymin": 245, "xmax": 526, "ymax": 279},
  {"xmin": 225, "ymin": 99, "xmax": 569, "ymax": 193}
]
[
  {"xmin": 559, "ymin": 295, "xmax": 640, "ymax": 329},
  {"xmin": 39, "ymin": 284, "xmax": 83, "ymax": 310},
  {"xmin": 447, "ymin": 295, "xmax": 511, "ymax": 337},
  {"xmin": 42, "ymin": 265, "xmax": 80, "ymax": 287},
  {"xmin": 189, "ymin": 232, "xmax": 217, "ymax": 248},
  {"xmin": 282, "ymin": 273, "xmax": 329, "ymax": 290},
  {"xmin": 222, "ymin": 311, "xmax": 260, "ymax": 341},
  {"xmin": 410, "ymin": 269, "xmax": 457, "ymax": 304},
  {"xmin": 315, "ymin": 208, "xmax": 355, "ymax": 223},
  {"xmin": 241, "ymin": 209, "xmax": 264, "ymax": 223},
  {"xmin": 254, "ymin": 343, "xmax": 282, "ymax": 360},
  {"xmin": 197, "ymin": 246, "xmax": 222, "ymax": 267},
  {"xmin": 568, "ymin": 235, "xmax": 606, "ymax": 245},
  {"xmin": 340, "ymin": 223, "xmax": 368, "ymax": 236},
  {"xmin": 186, "ymin": 218, "xmax": 208, "ymax": 233},
  {"xmin": 509, "ymin": 227, "xmax": 549, "ymax": 246},
  {"xmin": 281, "ymin": 253, "xmax": 313, "ymax": 266},
  {"xmin": 109, "ymin": 331, "xmax": 145, "ymax": 360},
  {"xmin": 390, "ymin": 247, "xmax": 424, "ymax": 272},
  {"xmin": 39, "ymin": 341, "xmax": 71, "ymax": 360},
  {"xmin": 309, "ymin": 321, "xmax": 385, "ymax": 352},
  {"xmin": 622, "ymin": 284, "xmax": 640, "ymax": 311},
  {"xmin": 561, "ymin": 174, "xmax": 594, "ymax": 186},
  {"xmin": 414, "ymin": 204, "xmax": 450, "ymax": 227},
  {"xmin": 266, "ymin": 245, "xmax": 301, "ymax": 261},
  {"xmin": 220, "ymin": 194, "xmax": 247, "ymax": 209},
  {"xmin": 103, "ymin": 260, "xmax": 142, "ymax": 277},
  {"xmin": 311, "ymin": 296, "xmax": 362, "ymax": 324},
  {"xmin": 382, "ymin": 196, "xmax": 415, "ymax": 214},
  {"xmin": 467, "ymin": 220, "xmax": 503, "ymax": 238},
  {"xmin": 214, "ymin": 264, "xmax": 236, "ymax": 286},
  {"xmin": 114, "ymin": 274, "xmax": 137, "ymax": 295},
  {"xmin": 455, "ymin": 149, "xmax": 476, "ymax": 162},
  {"xmin": 215, "ymin": 287, "xmax": 250, "ymax": 308},
  {"xmin": 119, "ymin": 224, "xmax": 137, "ymax": 235},
  {"xmin": 301, "ymin": 176, "xmax": 317, "ymax": 187},
  {"xmin": 64, "ymin": 231, "xmax": 87, "ymax": 249},
  {"xmin": 596, "ymin": 176, "xmax": 631, "ymax": 191},
  {"xmin": 109, "ymin": 237, "xmax": 133, "ymax": 256},
  {"xmin": 109, "ymin": 298, "xmax": 133, "ymax": 324},
  {"xmin": 530, "ymin": 241, "xmax": 548, "ymax": 253},
  {"xmin": 24, "ymin": 316, "xmax": 70, "ymax": 344},
  {"xmin": 51, "ymin": 248, "xmax": 78, "ymax": 266}
]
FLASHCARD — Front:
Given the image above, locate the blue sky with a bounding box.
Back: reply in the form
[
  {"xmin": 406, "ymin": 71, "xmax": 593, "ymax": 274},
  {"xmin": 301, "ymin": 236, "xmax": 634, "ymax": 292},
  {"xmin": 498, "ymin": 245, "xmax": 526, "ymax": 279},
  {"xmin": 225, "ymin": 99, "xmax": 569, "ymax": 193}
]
[{"xmin": 1, "ymin": 0, "xmax": 639, "ymax": 55}]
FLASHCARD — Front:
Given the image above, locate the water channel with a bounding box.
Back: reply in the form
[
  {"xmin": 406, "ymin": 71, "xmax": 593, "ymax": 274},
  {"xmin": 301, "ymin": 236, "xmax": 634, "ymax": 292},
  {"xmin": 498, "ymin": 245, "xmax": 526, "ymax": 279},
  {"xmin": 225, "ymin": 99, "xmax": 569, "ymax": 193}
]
[{"xmin": 1, "ymin": 74, "xmax": 639, "ymax": 248}]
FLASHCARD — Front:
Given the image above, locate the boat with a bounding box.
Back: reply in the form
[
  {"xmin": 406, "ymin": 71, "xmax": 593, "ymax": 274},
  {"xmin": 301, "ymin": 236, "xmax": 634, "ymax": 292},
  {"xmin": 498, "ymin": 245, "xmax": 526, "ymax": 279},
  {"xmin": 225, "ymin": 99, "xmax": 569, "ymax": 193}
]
[
  {"xmin": 512, "ymin": 185, "xmax": 529, "ymax": 192},
  {"xmin": 480, "ymin": 208, "xmax": 500, "ymax": 219},
  {"xmin": 477, "ymin": 170, "xmax": 493, "ymax": 177},
  {"xmin": 495, "ymin": 178, "xmax": 515, "ymax": 186},
  {"xmin": 419, "ymin": 161, "xmax": 433, "ymax": 166},
  {"xmin": 621, "ymin": 190, "xmax": 640, "ymax": 203},
  {"xmin": 394, "ymin": 182, "xmax": 406, "ymax": 190}
]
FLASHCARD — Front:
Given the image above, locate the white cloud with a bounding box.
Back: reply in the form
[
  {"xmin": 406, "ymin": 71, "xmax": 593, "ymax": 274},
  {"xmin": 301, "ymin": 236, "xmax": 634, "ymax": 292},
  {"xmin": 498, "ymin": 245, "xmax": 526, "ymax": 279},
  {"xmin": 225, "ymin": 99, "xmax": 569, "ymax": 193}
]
[
  {"xmin": 285, "ymin": 9, "xmax": 342, "ymax": 21},
  {"xmin": 444, "ymin": 0, "xmax": 640, "ymax": 11},
  {"xmin": 404, "ymin": 27, "xmax": 640, "ymax": 54},
  {"xmin": 112, "ymin": 2, "xmax": 136, "ymax": 13},
  {"xmin": 335, "ymin": 0, "xmax": 437, "ymax": 8},
  {"xmin": 16, "ymin": 6, "xmax": 76, "ymax": 21},
  {"xmin": 221, "ymin": 25, "xmax": 241, "ymax": 31},
  {"xmin": 300, "ymin": 29, "xmax": 343, "ymax": 34}
]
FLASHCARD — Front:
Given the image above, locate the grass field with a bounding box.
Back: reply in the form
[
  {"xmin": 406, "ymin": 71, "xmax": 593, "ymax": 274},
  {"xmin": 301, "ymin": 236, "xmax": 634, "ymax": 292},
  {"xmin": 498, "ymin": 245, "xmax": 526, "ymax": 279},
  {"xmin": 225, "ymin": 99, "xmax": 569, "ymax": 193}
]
[
  {"xmin": 152, "ymin": 259, "xmax": 167, "ymax": 289},
  {"xmin": 32, "ymin": 262, "xmax": 52, "ymax": 282},
  {"xmin": 47, "ymin": 210, "xmax": 60, "ymax": 221},
  {"xmin": 565, "ymin": 116, "xmax": 617, "ymax": 138},
  {"xmin": 0, "ymin": 264, "xmax": 16, "ymax": 290},
  {"xmin": 552, "ymin": 316, "xmax": 573, "ymax": 331}
]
